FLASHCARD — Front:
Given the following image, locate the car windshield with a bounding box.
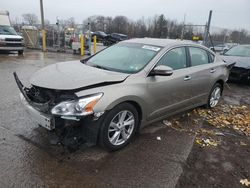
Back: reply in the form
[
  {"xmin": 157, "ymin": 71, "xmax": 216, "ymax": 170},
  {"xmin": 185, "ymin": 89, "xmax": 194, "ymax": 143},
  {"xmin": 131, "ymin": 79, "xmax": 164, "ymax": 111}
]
[
  {"xmin": 86, "ymin": 43, "xmax": 161, "ymax": 73},
  {"xmin": 0, "ymin": 25, "xmax": 17, "ymax": 35},
  {"xmin": 224, "ymin": 45, "xmax": 250, "ymax": 57},
  {"xmin": 120, "ymin": 35, "xmax": 128, "ymax": 40}
]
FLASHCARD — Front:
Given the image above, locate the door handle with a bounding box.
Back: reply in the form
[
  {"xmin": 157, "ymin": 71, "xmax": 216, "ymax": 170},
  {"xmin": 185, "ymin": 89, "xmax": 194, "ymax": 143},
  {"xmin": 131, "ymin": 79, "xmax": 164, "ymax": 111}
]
[
  {"xmin": 184, "ymin": 76, "xmax": 191, "ymax": 81},
  {"xmin": 210, "ymin": 68, "xmax": 216, "ymax": 73}
]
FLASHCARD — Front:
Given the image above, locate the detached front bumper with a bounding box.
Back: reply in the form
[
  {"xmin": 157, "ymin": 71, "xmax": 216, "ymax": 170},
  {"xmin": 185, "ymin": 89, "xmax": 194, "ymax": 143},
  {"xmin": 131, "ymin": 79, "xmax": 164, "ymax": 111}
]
[
  {"xmin": 15, "ymin": 72, "xmax": 105, "ymax": 148},
  {"xmin": 20, "ymin": 93, "xmax": 55, "ymax": 130},
  {"xmin": 19, "ymin": 92, "xmax": 105, "ymax": 145}
]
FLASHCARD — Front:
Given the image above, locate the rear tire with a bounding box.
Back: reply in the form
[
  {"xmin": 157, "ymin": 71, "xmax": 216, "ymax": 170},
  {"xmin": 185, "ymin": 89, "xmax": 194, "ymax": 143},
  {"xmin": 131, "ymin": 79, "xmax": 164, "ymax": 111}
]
[
  {"xmin": 99, "ymin": 103, "xmax": 139, "ymax": 151},
  {"xmin": 206, "ymin": 83, "xmax": 222, "ymax": 108}
]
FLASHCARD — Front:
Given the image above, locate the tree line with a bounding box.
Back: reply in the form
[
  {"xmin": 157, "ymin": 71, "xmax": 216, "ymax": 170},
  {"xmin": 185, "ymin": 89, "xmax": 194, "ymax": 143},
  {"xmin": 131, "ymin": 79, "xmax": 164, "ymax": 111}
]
[{"xmin": 12, "ymin": 13, "xmax": 250, "ymax": 44}]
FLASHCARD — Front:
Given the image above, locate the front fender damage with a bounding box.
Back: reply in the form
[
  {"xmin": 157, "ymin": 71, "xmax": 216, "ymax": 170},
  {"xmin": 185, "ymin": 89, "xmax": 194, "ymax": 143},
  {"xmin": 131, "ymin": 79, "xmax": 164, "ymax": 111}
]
[{"xmin": 13, "ymin": 72, "xmax": 106, "ymax": 151}]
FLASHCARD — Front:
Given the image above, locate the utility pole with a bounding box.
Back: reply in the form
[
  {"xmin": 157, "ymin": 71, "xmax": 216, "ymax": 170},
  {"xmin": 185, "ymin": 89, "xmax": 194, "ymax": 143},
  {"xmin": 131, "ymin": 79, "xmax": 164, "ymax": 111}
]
[
  {"xmin": 203, "ymin": 10, "xmax": 212, "ymax": 47},
  {"xmin": 181, "ymin": 14, "xmax": 186, "ymax": 40},
  {"xmin": 40, "ymin": 0, "xmax": 46, "ymax": 52},
  {"xmin": 56, "ymin": 18, "xmax": 60, "ymax": 48},
  {"xmin": 223, "ymin": 30, "xmax": 228, "ymax": 44}
]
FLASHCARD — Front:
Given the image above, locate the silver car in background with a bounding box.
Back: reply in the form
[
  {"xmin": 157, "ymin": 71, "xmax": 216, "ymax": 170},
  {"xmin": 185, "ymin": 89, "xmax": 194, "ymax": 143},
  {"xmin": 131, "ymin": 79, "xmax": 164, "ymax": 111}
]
[{"xmin": 14, "ymin": 38, "xmax": 230, "ymax": 151}]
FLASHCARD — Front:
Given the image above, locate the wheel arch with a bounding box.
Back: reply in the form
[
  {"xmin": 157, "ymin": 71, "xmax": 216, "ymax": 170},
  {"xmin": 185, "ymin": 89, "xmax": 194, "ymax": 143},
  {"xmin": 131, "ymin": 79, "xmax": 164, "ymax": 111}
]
[
  {"xmin": 215, "ymin": 79, "xmax": 225, "ymax": 93},
  {"xmin": 105, "ymin": 97, "xmax": 145, "ymax": 130}
]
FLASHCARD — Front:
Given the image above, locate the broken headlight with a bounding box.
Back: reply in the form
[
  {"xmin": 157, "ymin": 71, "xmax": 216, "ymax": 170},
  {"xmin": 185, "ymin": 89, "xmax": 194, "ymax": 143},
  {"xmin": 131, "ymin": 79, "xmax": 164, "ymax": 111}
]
[{"xmin": 51, "ymin": 93, "xmax": 103, "ymax": 116}]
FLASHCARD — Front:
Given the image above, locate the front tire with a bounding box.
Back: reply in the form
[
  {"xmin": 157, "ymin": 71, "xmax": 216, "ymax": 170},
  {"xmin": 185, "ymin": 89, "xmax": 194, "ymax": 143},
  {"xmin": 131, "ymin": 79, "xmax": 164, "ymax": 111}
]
[
  {"xmin": 99, "ymin": 103, "xmax": 139, "ymax": 151},
  {"xmin": 206, "ymin": 83, "xmax": 222, "ymax": 108},
  {"xmin": 18, "ymin": 50, "xmax": 23, "ymax": 55}
]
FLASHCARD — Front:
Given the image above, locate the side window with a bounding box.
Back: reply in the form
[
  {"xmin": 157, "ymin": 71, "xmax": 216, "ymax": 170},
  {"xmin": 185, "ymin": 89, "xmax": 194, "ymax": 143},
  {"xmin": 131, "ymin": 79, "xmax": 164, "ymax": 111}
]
[
  {"xmin": 189, "ymin": 47, "xmax": 209, "ymax": 66},
  {"xmin": 157, "ymin": 47, "xmax": 187, "ymax": 70}
]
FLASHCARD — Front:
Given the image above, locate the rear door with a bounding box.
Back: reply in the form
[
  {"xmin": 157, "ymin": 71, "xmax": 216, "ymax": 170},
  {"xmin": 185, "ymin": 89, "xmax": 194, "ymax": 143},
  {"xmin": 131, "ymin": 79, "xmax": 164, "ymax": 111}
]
[
  {"xmin": 146, "ymin": 46, "xmax": 193, "ymax": 120},
  {"xmin": 186, "ymin": 46, "xmax": 217, "ymax": 105}
]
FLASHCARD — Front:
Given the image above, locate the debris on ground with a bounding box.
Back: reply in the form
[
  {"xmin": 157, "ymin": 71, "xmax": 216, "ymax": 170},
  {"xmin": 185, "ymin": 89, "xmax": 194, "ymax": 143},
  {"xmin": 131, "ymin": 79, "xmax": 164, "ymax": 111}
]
[
  {"xmin": 195, "ymin": 137, "xmax": 220, "ymax": 147},
  {"xmin": 163, "ymin": 104, "xmax": 250, "ymax": 136},
  {"xmin": 196, "ymin": 128, "xmax": 215, "ymax": 136},
  {"xmin": 240, "ymin": 141, "xmax": 247, "ymax": 146},
  {"xmin": 240, "ymin": 179, "xmax": 250, "ymax": 187},
  {"xmin": 194, "ymin": 104, "xmax": 250, "ymax": 136},
  {"xmin": 163, "ymin": 120, "xmax": 172, "ymax": 127},
  {"xmin": 163, "ymin": 119, "xmax": 186, "ymax": 132},
  {"xmin": 176, "ymin": 84, "xmax": 250, "ymax": 188},
  {"xmin": 156, "ymin": 136, "xmax": 161, "ymax": 141}
]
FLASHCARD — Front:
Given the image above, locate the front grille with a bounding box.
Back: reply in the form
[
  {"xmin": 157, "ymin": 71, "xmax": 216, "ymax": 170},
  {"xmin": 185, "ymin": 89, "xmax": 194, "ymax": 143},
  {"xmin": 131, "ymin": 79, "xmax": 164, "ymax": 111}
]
[
  {"xmin": 5, "ymin": 43, "xmax": 23, "ymax": 47},
  {"xmin": 5, "ymin": 38, "xmax": 22, "ymax": 42}
]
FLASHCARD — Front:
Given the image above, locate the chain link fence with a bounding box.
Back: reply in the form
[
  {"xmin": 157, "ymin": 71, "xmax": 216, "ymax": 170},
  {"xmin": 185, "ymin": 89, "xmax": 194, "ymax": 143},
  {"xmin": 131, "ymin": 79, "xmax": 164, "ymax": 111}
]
[{"xmin": 14, "ymin": 24, "xmax": 86, "ymax": 52}]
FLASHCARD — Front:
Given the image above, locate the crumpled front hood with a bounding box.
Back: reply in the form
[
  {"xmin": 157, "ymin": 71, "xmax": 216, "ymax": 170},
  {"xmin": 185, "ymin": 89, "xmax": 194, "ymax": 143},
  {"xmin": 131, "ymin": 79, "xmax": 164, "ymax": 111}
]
[
  {"xmin": 30, "ymin": 61, "xmax": 129, "ymax": 90},
  {"xmin": 221, "ymin": 55, "xmax": 250, "ymax": 69}
]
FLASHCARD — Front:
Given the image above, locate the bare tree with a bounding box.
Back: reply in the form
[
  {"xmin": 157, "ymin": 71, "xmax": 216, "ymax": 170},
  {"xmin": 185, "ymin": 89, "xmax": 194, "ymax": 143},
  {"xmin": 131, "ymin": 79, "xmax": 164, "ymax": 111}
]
[
  {"xmin": 66, "ymin": 17, "xmax": 76, "ymax": 28},
  {"xmin": 80, "ymin": 14, "xmax": 250, "ymax": 44},
  {"xmin": 22, "ymin": 13, "xmax": 39, "ymax": 25},
  {"xmin": 112, "ymin": 16, "xmax": 129, "ymax": 33}
]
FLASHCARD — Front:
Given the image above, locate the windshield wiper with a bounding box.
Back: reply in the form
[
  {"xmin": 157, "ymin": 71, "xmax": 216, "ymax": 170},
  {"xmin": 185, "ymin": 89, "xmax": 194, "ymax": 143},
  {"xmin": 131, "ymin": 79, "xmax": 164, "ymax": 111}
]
[{"xmin": 91, "ymin": 64, "xmax": 110, "ymax": 71}]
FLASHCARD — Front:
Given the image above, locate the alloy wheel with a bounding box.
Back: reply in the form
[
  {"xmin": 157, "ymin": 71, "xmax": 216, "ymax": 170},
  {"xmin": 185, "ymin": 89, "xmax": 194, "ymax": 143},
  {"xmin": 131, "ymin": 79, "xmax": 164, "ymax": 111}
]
[
  {"xmin": 209, "ymin": 86, "xmax": 221, "ymax": 107},
  {"xmin": 108, "ymin": 110, "xmax": 135, "ymax": 146}
]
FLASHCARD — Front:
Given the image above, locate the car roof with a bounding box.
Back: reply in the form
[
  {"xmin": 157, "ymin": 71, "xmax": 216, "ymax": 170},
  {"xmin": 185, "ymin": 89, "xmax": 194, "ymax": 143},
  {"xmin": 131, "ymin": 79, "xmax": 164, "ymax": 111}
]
[
  {"xmin": 112, "ymin": 33, "xmax": 127, "ymax": 37},
  {"xmin": 122, "ymin": 38, "xmax": 197, "ymax": 47}
]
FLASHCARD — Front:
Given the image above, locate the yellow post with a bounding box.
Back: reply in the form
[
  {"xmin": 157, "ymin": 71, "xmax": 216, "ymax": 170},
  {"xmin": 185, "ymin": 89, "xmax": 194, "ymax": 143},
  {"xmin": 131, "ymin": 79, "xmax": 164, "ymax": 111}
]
[
  {"xmin": 93, "ymin": 35, "xmax": 97, "ymax": 54},
  {"xmin": 42, "ymin": 29, "xmax": 46, "ymax": 52},
  {"xmin": 80, "ymin": 34, "xmax": 84, "ymax": 56}
]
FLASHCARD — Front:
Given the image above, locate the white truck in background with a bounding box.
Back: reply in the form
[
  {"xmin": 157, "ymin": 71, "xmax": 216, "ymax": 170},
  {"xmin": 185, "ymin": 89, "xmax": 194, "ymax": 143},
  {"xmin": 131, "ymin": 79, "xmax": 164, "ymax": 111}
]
[{"xmin": 0, "ymin": 11, "xmax": 24, "ymax": 54}]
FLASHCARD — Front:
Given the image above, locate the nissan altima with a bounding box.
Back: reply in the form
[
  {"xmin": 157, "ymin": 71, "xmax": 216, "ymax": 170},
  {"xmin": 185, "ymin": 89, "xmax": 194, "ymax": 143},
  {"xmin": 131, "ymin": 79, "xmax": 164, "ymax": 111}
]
[{"xmin": 14, "ymin": 38, "xmax": 230, "ymax": 151}]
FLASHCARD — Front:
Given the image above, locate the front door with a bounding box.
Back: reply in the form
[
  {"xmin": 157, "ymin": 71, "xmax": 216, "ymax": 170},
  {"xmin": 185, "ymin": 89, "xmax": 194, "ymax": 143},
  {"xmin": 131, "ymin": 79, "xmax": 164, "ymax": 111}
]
[{"xmin": 146, "ymin": 47, "xmax": 192, "ymax": 120}]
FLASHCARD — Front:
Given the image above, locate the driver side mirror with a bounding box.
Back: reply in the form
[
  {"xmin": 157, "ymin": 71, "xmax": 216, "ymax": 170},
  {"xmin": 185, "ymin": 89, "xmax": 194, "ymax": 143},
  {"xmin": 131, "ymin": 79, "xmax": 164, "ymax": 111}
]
[{"xmin": 149, "ymin": 65, "xmax": 173, "ymax": 76}]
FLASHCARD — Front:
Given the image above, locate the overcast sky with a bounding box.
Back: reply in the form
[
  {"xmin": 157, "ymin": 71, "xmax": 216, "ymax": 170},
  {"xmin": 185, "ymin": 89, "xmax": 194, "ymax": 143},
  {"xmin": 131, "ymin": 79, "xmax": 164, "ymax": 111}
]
[{"xmin": 2, "ymin": 0, "xmax": 250, "ymax": 31}]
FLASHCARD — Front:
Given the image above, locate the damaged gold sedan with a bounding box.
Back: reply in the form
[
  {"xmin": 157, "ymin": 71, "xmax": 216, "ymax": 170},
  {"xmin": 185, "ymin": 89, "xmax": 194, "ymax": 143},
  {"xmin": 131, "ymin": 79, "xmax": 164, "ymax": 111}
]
[{"xmin": 14, "ymin": 38, "xmax": 231, "ymax": 151}]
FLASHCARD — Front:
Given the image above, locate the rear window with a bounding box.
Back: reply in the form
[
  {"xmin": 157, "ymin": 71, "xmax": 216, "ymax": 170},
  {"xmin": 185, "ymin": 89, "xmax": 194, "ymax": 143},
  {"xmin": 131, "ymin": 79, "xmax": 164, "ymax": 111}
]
[{"xmin": 189, "ymin": 47, "xmax": 209, "ymax": 66}]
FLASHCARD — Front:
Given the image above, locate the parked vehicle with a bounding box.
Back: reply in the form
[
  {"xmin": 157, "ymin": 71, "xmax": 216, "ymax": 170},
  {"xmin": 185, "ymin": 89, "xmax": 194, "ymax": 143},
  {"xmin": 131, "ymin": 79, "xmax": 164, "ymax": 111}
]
[
  {"xmin": 221, "ymin": 45, "xmax": 250, "ymax": 83},
  {"xmin": 0, "ymin": 11, "xmax": 24, "ymax": 54},
  {"xmin": 210, "ymin": 44, "xmax": 229, "ymax": 53},
  {"xmin": 14, "ymin": 38, "xmax": 231, "ymax": 151},
  {"xmin": 92, "ymin": 31, "xmax": 107, "ymax": 42},
  {"xmin": 210, "ymin": 43, "xmax": 238, "ymax": 54},
  {"xmin": 103, "ymin": 33, "xmax": 128, "ymax": 46}
]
